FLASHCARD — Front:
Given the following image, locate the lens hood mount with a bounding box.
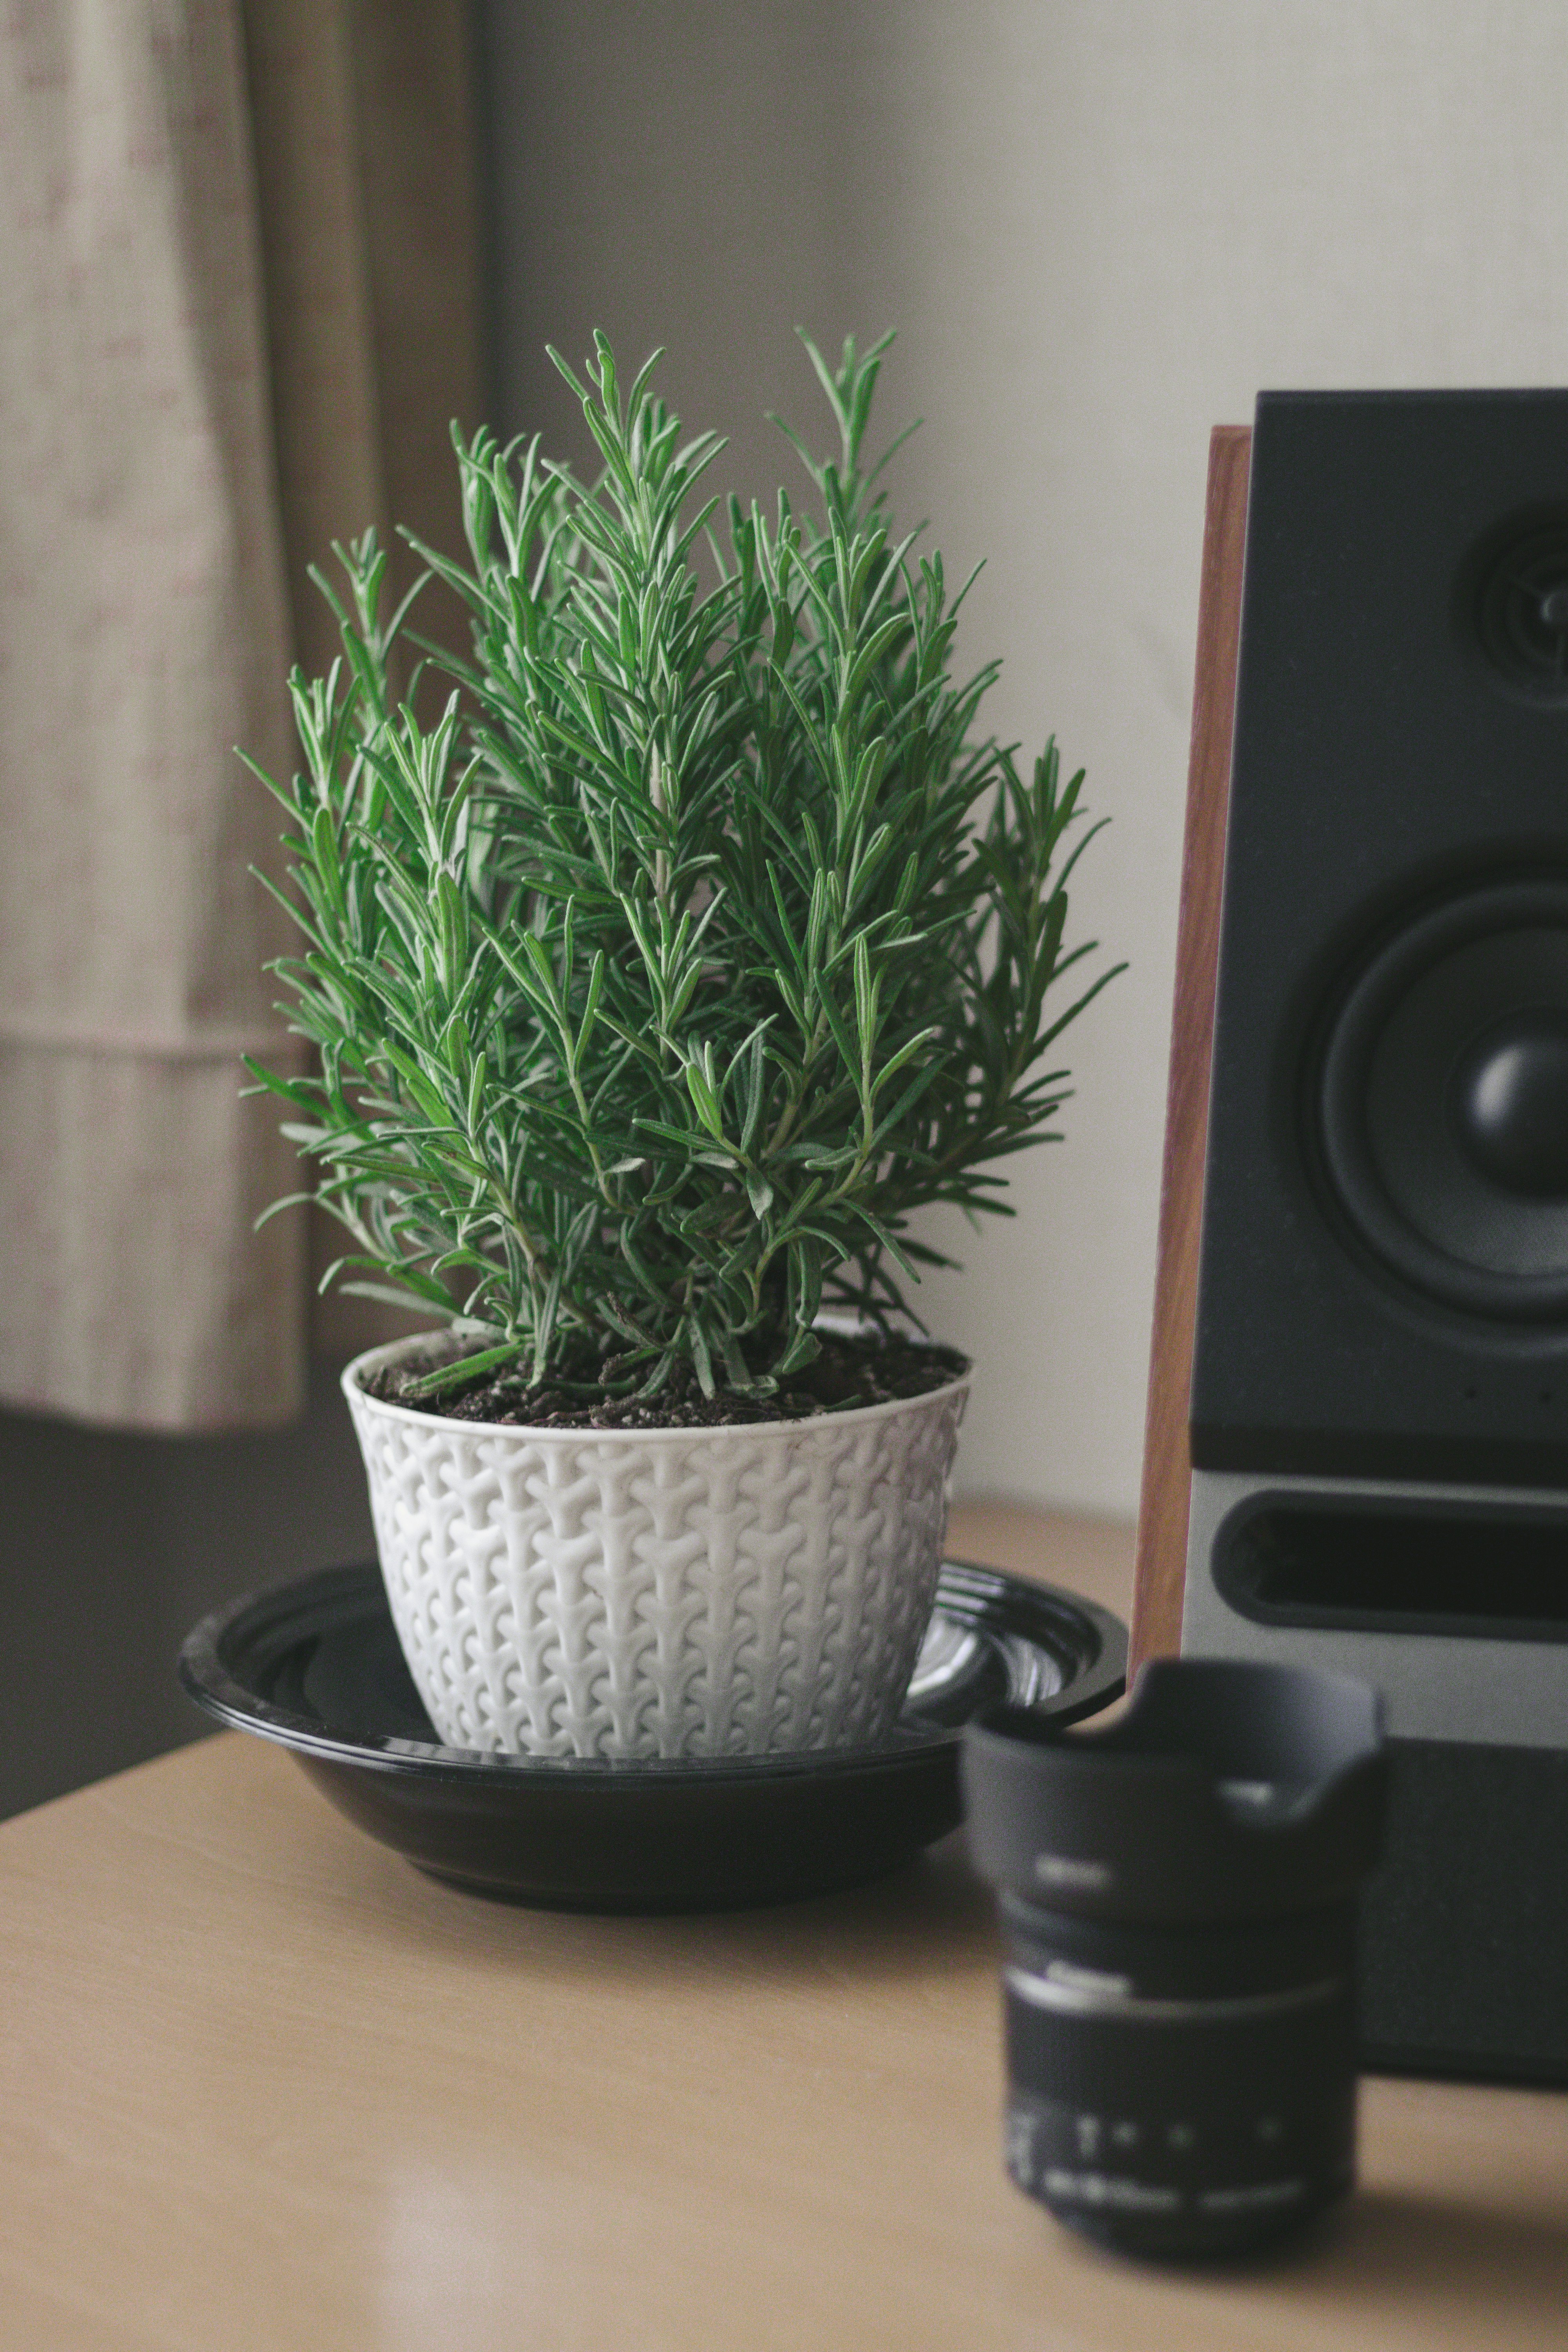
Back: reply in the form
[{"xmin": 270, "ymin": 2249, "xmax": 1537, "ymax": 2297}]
[{"xmin": 962, "ymin": 1659, "xmax": 1387, "ymax": 1927}]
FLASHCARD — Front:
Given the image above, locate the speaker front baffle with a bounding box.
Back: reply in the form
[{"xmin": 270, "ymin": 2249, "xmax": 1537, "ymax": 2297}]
[{"xmin": 1140, "ymin": 393, "xmax": 1568, "ymax": 2086}]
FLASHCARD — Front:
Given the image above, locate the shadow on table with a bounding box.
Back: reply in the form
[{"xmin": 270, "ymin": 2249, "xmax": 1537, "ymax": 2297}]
[
  {"xmin": 1074, "ymin": 2180, "xmax": 1568, "ymax": 2330},
  {"xmin": 377, "ymin": 1820, "xmax": 998, "ymax": 1992},
  {"xmin": 1320, "ymin": 2184, "xmax": 1568, "ymax": 2309}
]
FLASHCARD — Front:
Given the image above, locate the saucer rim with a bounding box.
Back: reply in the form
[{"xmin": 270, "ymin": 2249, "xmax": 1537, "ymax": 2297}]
[{"xmin": 179, "ymin": 1558, "xmax": 1127, "ymax": 1786}]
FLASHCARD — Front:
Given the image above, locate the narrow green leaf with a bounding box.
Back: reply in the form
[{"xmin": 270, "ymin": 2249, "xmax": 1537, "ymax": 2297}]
[{"xmin": 402, "ymin": 1341, "xmax": 527, "ymax": 1400}]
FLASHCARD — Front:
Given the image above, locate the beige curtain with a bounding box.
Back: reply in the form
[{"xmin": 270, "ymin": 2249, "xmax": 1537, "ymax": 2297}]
[
  {"xmin": 243, "ymin": 1, "xmax": 486, "ymax": 1366},
  {"xmin": 0, "ymin": 0, "xmax": 484, "ymax": 1431}
]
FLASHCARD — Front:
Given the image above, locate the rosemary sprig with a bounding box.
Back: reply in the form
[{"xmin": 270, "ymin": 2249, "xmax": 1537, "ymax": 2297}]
[{"xmin": 245, "ymin": 330, "xmax": 1122, "ymax": 1399}]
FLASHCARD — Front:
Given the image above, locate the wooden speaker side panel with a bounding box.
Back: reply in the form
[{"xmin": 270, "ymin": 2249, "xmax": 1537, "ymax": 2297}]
[{"xmin": 1129, "ymin": 426, "xmax": 1251, "ymax": 1672}]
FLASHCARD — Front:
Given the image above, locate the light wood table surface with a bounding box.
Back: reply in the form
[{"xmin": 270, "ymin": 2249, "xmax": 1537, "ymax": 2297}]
[{"xmin": 1, "ymin": 1505, "xmax": 1564, "ymax": 2350}]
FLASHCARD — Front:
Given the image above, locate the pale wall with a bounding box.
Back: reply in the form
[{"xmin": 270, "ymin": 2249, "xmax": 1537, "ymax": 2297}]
[{"xmin": 481, "ymin": 0, "xmax": 1568, "ymax": 1516}]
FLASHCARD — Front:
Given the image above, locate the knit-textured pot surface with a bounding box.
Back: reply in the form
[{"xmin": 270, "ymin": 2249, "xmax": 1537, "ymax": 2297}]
[{"xmin": 343, "ymin": 1337, "xmax": 970, "ymax": 1759}]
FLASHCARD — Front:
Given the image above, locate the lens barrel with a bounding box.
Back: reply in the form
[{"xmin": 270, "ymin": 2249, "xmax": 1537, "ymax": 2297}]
[{"xmin": 962, "ymin": 1659, "xmax": 1387, "ymax": 2259}]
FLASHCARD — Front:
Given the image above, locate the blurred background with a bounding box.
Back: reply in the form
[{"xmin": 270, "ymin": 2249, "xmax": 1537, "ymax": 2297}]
[{"xmin": 5, "ymin": 0, "xmax": 1568, "ymax": 1813}]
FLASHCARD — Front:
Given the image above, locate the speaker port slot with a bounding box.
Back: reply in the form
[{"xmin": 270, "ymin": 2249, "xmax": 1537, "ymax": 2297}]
[{"xmin": 1215, "ymin": 1499, "xmax": 1568, "ymax": 1641}]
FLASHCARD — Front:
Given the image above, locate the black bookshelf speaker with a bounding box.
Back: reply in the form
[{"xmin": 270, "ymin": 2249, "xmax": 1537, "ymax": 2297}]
[{"xmin": 1181, "ymin": 390, "xmax": 1568, "ymax": 2087}]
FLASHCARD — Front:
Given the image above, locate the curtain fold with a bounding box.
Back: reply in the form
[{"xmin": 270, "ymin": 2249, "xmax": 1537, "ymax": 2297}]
[
  {"xmin": 244, "ymin": 0, "xmax": 486, "ymax": 1365},
  {"xmin": 0, "ymin": 0, "xmax": 485, "ymax": 1429},
  {"xmin": 0, "ymin": 0, "xmax": 304, "ymax": 1430}
]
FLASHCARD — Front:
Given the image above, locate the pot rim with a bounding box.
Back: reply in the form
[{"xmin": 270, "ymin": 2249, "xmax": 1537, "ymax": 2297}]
[{"xmin": 341, "ymin": 1327, "xmax": 971, "ymax": 1444}]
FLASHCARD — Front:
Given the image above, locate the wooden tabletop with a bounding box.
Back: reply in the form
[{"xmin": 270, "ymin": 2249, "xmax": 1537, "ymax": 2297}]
[{"xmin": 1, "ymin": 1504, "xmax": 1564, "ymax": 2351}]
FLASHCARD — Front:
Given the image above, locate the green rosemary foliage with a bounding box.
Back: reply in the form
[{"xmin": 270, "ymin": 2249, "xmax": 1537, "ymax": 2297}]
[{"xmin": 244, "ymin": 332, "xmax": 1122, "ymax": 1401}]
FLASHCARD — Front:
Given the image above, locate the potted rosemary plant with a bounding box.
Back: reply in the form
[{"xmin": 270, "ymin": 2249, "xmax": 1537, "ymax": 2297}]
[{"xmin": 246, "ymin": 332, "xmax": 1118, "ymax": 1760}]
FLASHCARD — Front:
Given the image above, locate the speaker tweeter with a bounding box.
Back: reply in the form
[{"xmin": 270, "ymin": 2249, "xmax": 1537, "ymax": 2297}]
[{"xmin": 1468, "ymin": 510, "xmax": 1568, "ymax": 702}]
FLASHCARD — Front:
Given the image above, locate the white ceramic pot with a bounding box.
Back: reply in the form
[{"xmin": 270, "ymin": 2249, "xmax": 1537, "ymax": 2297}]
[{"xmin": 342, "ymin": 1333, "xmax": 969, "ymax": 1760}]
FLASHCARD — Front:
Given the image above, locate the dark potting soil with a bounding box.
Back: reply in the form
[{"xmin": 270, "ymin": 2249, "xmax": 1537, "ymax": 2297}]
[{"xmin": 363, "ymin": 1331, "xmax": 969, "ymax": 1430}]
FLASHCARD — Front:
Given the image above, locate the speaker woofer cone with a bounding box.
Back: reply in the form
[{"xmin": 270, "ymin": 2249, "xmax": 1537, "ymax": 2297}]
[{"xmin": 1318, "ymin": 881, "xmax": 1568, "ymax": 1320}]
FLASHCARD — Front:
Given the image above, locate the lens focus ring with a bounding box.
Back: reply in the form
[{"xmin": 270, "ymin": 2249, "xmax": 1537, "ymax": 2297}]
[{"xmin": 1000, "ymin": 1911, "xmax": 1357, "ymax": 2258}]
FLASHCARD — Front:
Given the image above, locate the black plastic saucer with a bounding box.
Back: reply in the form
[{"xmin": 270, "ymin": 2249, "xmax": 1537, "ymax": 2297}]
[{"xmin": 179, "ymin": 1561, "xmax": 1125, "ymax": 1913}]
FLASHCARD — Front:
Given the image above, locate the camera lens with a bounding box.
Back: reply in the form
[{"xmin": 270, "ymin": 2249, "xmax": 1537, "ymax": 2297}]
[{"xmin": 962, "ymin": 1659, "xmax": 1387, "ymax": 2259}]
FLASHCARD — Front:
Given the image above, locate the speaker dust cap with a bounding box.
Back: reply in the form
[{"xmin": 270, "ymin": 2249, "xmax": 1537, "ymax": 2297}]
[{"xmin": 1319, "ymin": 880, "xmax": 1568, "ymax": 1320}]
